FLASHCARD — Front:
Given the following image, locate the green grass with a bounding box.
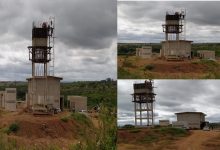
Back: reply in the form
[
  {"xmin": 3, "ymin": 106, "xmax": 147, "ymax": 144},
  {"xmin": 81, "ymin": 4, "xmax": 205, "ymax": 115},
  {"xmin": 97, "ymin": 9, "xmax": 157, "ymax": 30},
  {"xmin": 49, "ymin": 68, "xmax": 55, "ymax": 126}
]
[
  {"xmin": 140, "ymin": 135, "xmax": 158, "ymax": 143},
  {"xmin": 129, "ymin": 129, "xmax": 141, "ymax": 133},
  {"xmin": 159, "ymin": 127, "xmax": 187, "ymax": 137},
  {"xmin": 60, "ymin": 116, "xmax": 69, "ymax": 122},
  {"xmin": 118, "ymin": 67, "xmax": 142, "ymax": 79},
  {"xmin": 144, "ymin": 64, "xmax": 154, "ymax": 71},
  {"xmin": 3, "ymin": 123, "xmax": 20, "ymax": 135},
  {"xmin": 71, "ymin": 113, "xmax": 92, "ymax": 127},
  {"xmin": 121, "ymin": 124, "xmax": 135, "ymax": 129}
]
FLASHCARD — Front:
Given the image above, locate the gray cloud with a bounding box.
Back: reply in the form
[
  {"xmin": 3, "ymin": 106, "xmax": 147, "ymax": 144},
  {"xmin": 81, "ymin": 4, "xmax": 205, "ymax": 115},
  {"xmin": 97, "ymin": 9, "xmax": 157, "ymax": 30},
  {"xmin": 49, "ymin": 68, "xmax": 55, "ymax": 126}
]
[
  {"xmin": 118, "ymin": 1, "xmax": 220, "ymax": 43},
  {"xmin": 0, "ymin": 0, "xmax": 116, "ymax": 81},
  {"xmin": 118, "ymin": 80, "xmax": 220, "ymax": 126}
]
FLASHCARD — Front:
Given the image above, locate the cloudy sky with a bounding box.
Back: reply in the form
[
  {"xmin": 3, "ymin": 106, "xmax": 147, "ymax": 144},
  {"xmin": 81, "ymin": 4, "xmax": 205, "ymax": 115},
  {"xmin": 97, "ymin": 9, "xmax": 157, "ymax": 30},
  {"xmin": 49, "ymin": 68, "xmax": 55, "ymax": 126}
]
[
  {"xmin": 118, "ymin": 1, "xmax": 220, "ymax": 43},
  {"xmin": 118, "ymin": 80, "xmax": 220, "ymax": 126},
  {"xmin": 0, "ymin": 0, "xmax": 116, "ymax": 81}
]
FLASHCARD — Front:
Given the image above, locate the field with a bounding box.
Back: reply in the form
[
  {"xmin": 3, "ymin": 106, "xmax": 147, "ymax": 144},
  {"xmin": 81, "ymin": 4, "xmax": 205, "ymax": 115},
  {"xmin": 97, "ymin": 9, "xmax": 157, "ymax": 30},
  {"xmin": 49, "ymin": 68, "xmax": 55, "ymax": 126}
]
[
  {"xmin": 0, "ymin": 79, "xmax": 117, "ymax": 150},
  {"xmin": 117, "ymin": 126, "xmax": 220, "ymax": 150},
  {"xmin": 118, "ymin": 56, "xmax": 220, "ymax": 79}
]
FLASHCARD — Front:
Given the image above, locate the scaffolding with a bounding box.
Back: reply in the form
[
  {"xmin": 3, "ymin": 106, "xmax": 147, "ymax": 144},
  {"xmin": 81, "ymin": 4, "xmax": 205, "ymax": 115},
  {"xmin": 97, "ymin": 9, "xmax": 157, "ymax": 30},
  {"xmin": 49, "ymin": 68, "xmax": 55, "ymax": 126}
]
[
  {"xmin": 27, "ymin": 18, "xmax": 55, "ymax": 113},
  {"xmin": 162, "ymin": 10, "xmax": 186, "ymax": 41},
  {"xmin": 132, "ymin": 80, "xmax": 156, "ymax": 127}
]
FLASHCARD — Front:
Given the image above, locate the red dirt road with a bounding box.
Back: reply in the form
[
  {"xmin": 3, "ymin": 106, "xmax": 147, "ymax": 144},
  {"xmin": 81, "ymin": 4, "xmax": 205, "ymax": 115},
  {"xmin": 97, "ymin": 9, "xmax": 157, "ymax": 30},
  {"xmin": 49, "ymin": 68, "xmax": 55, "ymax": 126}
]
[{"xmin": 174, "ymin": 130, "xmax": 220, "ymax": 150}]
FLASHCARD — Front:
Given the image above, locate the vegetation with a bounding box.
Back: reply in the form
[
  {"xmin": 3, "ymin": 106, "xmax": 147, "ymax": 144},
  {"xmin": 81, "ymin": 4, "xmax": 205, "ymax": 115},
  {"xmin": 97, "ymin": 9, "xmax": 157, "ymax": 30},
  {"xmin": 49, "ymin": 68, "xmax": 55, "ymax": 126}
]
[
  {"xmin": 144, "ymin": 64, "xmax": 154, "ymax": 71},
  {"xmin": 0, "ymin": 79, "xmax": 117, "ymax": 109},
  {"xmin": 2, "ymin": 123, "xmax": 20, "ymax": 135},
  {"xmin": 0, "ymin": 133, "xmax": 17, "ymax": 150},
  {"xmin": 71, "ymin": 113, "xmax": 92, "ymax": 127},
  {"xmin": 121, "ymin": 124, "xmax": 135, "ymax": 129},
  {"xmin": 60, "ymin": 116, "xmax": 69, "ymax": 122},
  {"xmin": 70, "ymin": 104, "xmax": 117, "ymax": 150},
  {"xmin": 158, "ymin": 127, "xmax": 187, "ymax": 137},
  {"xmin": 118, "ymin": 43, "xmax": 220, "ymax": 57},
  {"xmin": 118, "ymin": 43, "xmax": 161, "ymax": 55}
]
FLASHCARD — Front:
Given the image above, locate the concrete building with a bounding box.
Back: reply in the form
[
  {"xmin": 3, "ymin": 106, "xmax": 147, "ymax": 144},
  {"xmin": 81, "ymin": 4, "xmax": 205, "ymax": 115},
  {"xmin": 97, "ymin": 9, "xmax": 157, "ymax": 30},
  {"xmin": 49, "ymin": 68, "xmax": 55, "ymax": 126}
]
[
  {"xmin": 0, "ymin": 91, "xmax": 5, "ymax": 108},
  {"xmin": 27, "ymin": 76, "xmax": 62, "ymax": 109},
  {"xmin": 175, "ymin": 112, "xmax": 206, "ymax": 129},
  {"xmin": 159, "ymin": 120, "xmax": 170, "ymax": 126},
  {"xmin": 161, "ymin": 40, "xmax": 192, "ymax": 59},
  {"xmin": 136, "ymin": 46, "xmax": 152, "ymax": 58},
  {"xmin": 67, "ymin": 96, "xmax": 87, "ymax": 112},
  {"xmin": 4, "ymin": 88, "xmax": 17, "ymax": 111},
  {"xmin": 197, "ymin": 50, "xmax": 215, "ymax": 59},
  {"xmin": 172, "ymin": 121, "xmax": 189, "ymax": 129}
]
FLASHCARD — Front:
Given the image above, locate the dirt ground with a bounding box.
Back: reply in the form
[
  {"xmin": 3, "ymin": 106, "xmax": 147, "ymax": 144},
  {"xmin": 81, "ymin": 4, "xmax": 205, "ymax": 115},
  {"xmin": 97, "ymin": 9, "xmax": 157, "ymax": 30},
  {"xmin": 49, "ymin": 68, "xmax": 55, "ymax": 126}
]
[
  {"xmin": 118, "ymin": 56, "xmax": 220, "ymax": 79},
  {"xmin": 0, "ymin": 110, "xmax": 98, "ymax": 149},
  {"xmin": 117, "ymin": 128, "xmax": 220, "ymax": 150},
  {"xmin": 175, "ymin": 130, "xmax": 220, "ymax": 150}
]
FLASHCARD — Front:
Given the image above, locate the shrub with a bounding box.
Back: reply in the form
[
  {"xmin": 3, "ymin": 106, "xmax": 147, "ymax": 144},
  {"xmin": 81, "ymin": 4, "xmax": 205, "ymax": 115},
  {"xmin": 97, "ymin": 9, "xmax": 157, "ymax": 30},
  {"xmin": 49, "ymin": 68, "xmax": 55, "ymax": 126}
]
[
  {"xmin": 122, "ymin": 124, "xmax": 135, "ymax": 129},
  {"xmin": 71, "ymin": 113, "xmax": 92, "ymax": 126},
  {"xmin": 144, "ymin": 64, "xmax": 154, "ymax": 71},
  {"xmin": 60, "ymin": 116, "xmax": 69, "ymax": 122},
  {"xmin": 159, "ymin": 127, "xmax": 187, "ymax": 137},
  {"xmin": 129, "ymin": 129, "xmax": 141, "ymax": 133},
  {"xmin": 6, "ymin": 123, "xmax": 20, "ymax": 134}
]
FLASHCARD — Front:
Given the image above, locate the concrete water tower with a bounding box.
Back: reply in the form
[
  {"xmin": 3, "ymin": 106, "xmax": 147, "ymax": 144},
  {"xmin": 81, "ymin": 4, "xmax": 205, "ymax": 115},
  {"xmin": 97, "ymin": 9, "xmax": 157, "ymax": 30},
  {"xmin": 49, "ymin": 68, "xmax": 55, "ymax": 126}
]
[
  {"xmin": 132, "ymin": 80, "xmax": 156, "ymax": 127},
  {"xmin": 27, "ymin": 18, "xmax": 62, "ymax": 113},
  {"xmin": 161, "ymin": 10, "xmax": 192, "ymax": 60}
]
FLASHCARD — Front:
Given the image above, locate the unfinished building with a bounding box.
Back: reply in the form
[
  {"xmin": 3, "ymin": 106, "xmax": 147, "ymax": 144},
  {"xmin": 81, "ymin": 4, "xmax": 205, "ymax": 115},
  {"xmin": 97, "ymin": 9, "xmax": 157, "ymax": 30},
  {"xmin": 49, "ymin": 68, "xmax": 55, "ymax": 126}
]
[
  {"xmin": 27, "ymin": 18, "xmax": 62, "ymax": 114},
  {"xmin": 136, "ymin": 46, "xmax": 152, "ymax": 58},
  {"xmin": 197, "ymin": 50, "xmax": 215, "ymax": 59},
  {"xmin": 173, "ymin": 112, "xmax": 206, "ymax": 129},
  {"xmin": 67, "ymin": 96, "xmax": 87, "ymax": 112},
  {"xmin": 0, "ymin": 88, "xmax": 17, "ymax": 111},
  {"xmin": 132, "ymin": 80, "xmax": 156, "ymax": 127},
  {"xmin": 161, "ymin": 10, "xmax": 192, "ymax": 60},
  {"xmin": 159, "ymin": 120, "xmax": 170, "ymax": 126}
]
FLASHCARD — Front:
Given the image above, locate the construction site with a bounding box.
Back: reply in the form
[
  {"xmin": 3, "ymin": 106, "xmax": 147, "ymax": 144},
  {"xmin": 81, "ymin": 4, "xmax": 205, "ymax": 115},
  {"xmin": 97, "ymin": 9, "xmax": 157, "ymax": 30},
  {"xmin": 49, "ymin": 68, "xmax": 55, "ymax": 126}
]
[
  {"xmin": 0, "ymin": 18, "xmax": 117, "ymax": 150},
  {"xmin": 118, "ymin": 10, "xmax": 220, "ymax": 79},
  {"xmin": 117, "ymin": 80, "xmax": 220, "ymax": 150}
]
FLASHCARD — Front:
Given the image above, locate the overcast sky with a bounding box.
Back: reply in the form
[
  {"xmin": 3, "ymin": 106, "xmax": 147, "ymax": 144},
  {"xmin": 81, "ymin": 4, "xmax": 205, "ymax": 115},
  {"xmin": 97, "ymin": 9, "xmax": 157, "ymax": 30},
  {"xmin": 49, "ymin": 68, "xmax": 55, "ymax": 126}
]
[
  {"xmin": 0, "ymin": 0, "xmax": 116, "ymax": 81},
  {"xmin": 118, "ymin": 1, "xmax": 220, "ymax": 43},
  {"xmin": 118, "ymin": 80, "xmax": 220, "ymax": 126}
]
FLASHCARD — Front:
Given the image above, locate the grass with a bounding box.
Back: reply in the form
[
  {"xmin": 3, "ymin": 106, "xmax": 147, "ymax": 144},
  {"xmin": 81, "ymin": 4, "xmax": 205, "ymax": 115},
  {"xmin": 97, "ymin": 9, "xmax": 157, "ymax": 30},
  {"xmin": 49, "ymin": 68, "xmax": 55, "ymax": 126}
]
[
  {"xmin": 144, "ymin": 64, "xmax": 154, "ymax": 71},
  {"xmin": 2, "ymin": 123, "xmax": 20, "ymax": 135},
  {"xmin": 129, "ymin": 129, "xmax": 141, "ymax": 133},
  {"xmin": 71, "ymin": 113, "xmax": 92, "ymax": 127},
  {"xmin": 60, "ymin": 116, "xmax": 69, "ymax": 122},
  {"xmin": 159, "ymin": 127, "xmax": 187, "ymax": 137},
  {"xmin": 140, "ymin": 135, "xmax": 158, "ymax": 143},
  {"xmin": 121, "ymin": 124, "xmax": 135, "ymax": 129}
]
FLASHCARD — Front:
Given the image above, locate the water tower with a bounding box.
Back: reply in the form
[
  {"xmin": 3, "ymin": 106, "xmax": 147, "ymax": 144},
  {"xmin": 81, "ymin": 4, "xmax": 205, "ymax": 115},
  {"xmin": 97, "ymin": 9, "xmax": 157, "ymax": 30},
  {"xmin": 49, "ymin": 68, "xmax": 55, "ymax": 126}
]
[
  {"xmin": 161, "ymin": 10, "xmax": 192, "ymax": 60},
  {"xmin": 27, "ymin": 18, "xmax": 63, "ymax": 114},
  {"xmin": 132, "ymin": 80, "xmax": 156, "ymax": 127}
]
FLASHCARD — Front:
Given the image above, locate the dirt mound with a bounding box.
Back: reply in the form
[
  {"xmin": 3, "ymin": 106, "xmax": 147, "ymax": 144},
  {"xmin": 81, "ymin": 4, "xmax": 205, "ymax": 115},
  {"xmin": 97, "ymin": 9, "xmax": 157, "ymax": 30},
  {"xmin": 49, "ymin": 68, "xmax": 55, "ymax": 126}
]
[
  {"xmin": 15, "ymin": 119, "xmax": 78, "ymax": 139},
  {"xmin": 152, "ymin": 62, "xmax": 207, "ymax": 73}
]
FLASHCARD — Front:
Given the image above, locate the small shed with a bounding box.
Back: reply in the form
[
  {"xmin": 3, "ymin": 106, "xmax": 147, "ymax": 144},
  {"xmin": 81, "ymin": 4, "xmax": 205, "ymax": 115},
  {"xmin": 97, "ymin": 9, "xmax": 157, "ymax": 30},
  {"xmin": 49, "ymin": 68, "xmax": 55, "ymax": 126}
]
[
  {"xmin": 67, "ymin": 96, "xmax": 87, "ymax": 112},
  {"xmin": 136, "ymin": 46, "xmax": 152, "ymax": 58},
  {"xmin": 0, "ymin": 91, "xmax": 5, "ymax": 108},
  {"xmin": 5, "ymin": 88, "xmax": 17, "ymax": 111},
  {"xmin": 159, "ymin": 120, "xmax": 170, "ymax": 126},
  {"xmin": 197, "ymin": 50, "xmax": 215, "ymax": 59},
  {"xmin": 175, "ymin": 112, "xmax": 206, "ymax": 129}
]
